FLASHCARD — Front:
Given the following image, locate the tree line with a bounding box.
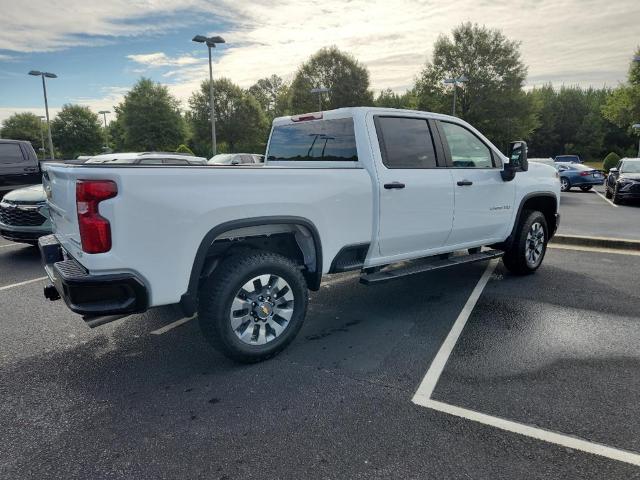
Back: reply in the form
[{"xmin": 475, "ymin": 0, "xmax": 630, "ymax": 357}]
[{"xmin": 2, "ymin": 23, "xmax": 639, "ymax": 162}]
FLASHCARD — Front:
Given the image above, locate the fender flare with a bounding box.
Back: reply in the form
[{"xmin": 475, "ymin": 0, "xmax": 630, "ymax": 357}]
[
  {"xmin": 179, "ymin": 216, "xmax": 323, "ymax": 316},
  {"xmin": 501, "ymin": 192, "xmax": 558, "ymax": 248}
]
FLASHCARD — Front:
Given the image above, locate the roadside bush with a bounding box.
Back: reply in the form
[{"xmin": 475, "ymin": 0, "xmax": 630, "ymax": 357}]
[
  {"xmin": 602, "ymin": 152, "xmax": 621, "ymax": 172},
  {"xmin": 175, "ymin": 144, "xmax": 194, "ymax": 155}
]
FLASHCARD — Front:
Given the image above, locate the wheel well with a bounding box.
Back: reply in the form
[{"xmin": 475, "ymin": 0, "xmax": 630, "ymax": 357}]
[
  {"xmin": 521, "ymin": 195, "xmax": 558, "ymax": 236},
  {"xmin": 180, "ymin": 218, "xmax": 322, "ymax": 317}
]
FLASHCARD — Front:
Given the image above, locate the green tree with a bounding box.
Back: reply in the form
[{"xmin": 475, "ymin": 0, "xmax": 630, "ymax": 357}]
[
  {"xmin": 374, "ymin": 89, "xmax": 418, "ymax": 109},
  {"xmin": 602, "ymin": 152, "xmax": 621, "ymax": 172},
  {"xmin": 107, "ymin": 114, "xmax": 126, "ymax": 152},
  {"xmin": 415, "ymin": 23, "xmax": 537, "ymax": 151},
  {"xmin": 187, "ymin": 78, "xmax": 268, "ymax": 154},
  {"xmin": 289, "ymin": 47, "xmax": 374, "ymax": 113},
  {"xmin": 175, "ymin": 144, "xmax": 194, "ymax": 155},
  {"xmin": 50, "ymin": 104, "xmax": 103, "ymax": 158},
  {"xmin": 248, "ymin": 75, "xmax": 289, "ymax": 120},
  {"xmin": 117, "ymin": 78, "xmax": 186, "ymax": 151},
  {"xmin": 603, "ymin": 48, "xmax": 640, "ymax": 133},
  {"xmin": 0, "ymin": 112, "xmax": 44, "ymax": 155}
]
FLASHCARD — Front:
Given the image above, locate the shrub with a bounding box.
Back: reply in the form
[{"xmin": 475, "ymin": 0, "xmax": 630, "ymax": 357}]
[
  {"xmin": 175, "ymin": 144, "xmax": 194, "ymax": 155},
  {"xmin": 602, "ymin": 152, "xmax": 621, "ymax": 172}
]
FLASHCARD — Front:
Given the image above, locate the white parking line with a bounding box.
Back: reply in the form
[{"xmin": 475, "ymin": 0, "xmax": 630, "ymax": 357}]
[
  {"xmin": 412, "ymin": 258, "xmax": 640, "ymax": 467},
  {"xmin": 0, "ymin": 276, "xmax": 48, "ymax": 291},
  {"xmin": 595, "ymin": 190, "xmax": 618, "ymax": 208},
  {"xmin": 150, "ymin": 315, "xmax": 196, "ymax": 335}
]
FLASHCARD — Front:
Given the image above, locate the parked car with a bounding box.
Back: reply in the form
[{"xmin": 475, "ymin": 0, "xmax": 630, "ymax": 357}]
[
  {"xmin": 0, "ymin": 140, "xmax": 42, "ymax": 198},
  {"xmin": 555, "ymin": 162, "xmax": 604, "ymax": 192},
  {"xmin": 0, "ymin": 184, "xmax": 50, "ymax": 244},
  {"xmin": 39, "ymin": 107, "xmax": 559, "ymax": 363},
  {"xmin": 604, "ymin": 158, "xmax": 640, "ymax": 204},
  {"xmin": 208, "ymin": 153, "xmax": 264, "ymax": 165},
  {"xmin": 554, "ymin": 154, "xmax": 582, "ymax": 164},
  {"xmin": 84, "ymin": 152, "xmax": 208, "ymax": 165},
  {"xmin": 529, "ymin": 157, "xmax": 555, "ymax": 168}
]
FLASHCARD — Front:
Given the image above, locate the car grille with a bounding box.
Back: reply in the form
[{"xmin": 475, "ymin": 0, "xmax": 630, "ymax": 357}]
[{"xmin": 0, "ymin": 203, "xmax": 47, "ymax": 226}]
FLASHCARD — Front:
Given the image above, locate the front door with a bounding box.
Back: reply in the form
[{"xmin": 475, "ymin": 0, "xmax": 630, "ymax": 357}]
[{"xmin": 437, "ymin": 121, "xmax": 515, "ymax": 246}]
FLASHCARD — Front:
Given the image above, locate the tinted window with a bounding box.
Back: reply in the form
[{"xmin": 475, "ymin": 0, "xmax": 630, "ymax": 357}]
[
  {"xmin": 267, "ymin": 118, "xmax": 357, "ymax": 162},
  {"xmin": 0, "ymin": 143, "xmax": 24, "ymax": 164},
  {"xmin": 375, "ymin": 117, "xmax": 437, "ymax": 169},
  {"xmin": 441, "ymin": 122, "xmax": 493, "ymax": 168}
]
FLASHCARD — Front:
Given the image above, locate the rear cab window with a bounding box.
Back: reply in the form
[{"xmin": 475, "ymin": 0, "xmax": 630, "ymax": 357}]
[{"xmin": 267, "ymin": 118, "xmax": 358, "ymax": 162}]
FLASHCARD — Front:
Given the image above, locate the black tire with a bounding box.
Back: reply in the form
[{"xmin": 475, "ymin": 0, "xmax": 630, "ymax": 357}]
[
  {"xmin": 580, "ymin": 185, "xmax": 592, "ymax": 191},
  {"xmin": 612, "ymin": 185, "xmax": 623, "ymax": 205},
  {"xmin": 605, "ymin": 185, "xmax": 612, "ymax": 199},
  {"xmin": 502, "ymin": 210, "xmax": 548, "ymax": 275},
  {"xmin": 198, "ymin": 251, "xmax": 308, "ymax": 363},
  {"xmin": 560, "ymin": 177, "xmax": 570, "ymax": 192}
]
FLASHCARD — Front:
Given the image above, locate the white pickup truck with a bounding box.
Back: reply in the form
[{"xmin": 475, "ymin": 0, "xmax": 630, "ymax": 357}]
[{"xmin": 39, "ymin": 107, "xmax": 560, "ymax": 362}]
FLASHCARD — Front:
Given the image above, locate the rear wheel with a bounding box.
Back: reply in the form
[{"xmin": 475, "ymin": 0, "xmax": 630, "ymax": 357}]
[
  {"xmin": 580, "ymin": 185, "xmax": 592, "ymax": 191},
  {"xmin": 560, "ymin": 177, "xmax": 571, "ymax": 192},
  {"xmin": 198, "ymin": 251, "xmax": 308, "ymax": 363},
  {"xmin": 502, "ymin": 210, "xmax": 548, "ymax": 275}
]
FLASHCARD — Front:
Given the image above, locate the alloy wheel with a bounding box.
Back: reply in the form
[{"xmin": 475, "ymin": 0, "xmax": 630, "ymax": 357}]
[{"xmin": 525, "ymin": 221, "xmax": 545, "ymax": 268}]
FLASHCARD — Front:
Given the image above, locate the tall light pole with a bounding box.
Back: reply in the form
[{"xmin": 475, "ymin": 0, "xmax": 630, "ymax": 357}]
[
  {"xmin": 192, "ymin": 34, "xmax": 225, "ymax": 157},
  {"xmin": 310, "ymin": 87, "xmax": 329, "ymax": 112},
  {"xmin": 443, "ymin": 75, "xmax": 468, "ymax": 116},
  {"xmin": 98, "ymin": 110, "xmax": 110, "ymax": 150},
  {"xmin": 29, "ymin": 70, "xmax": 57, "ymax": 159},
  {"xmin": 38, "ymin": 115, "xmax": 46, "ymax": 159},
  {"xmin": 633, "ymin": 124, "xmax": 640, "ymax": 158}
]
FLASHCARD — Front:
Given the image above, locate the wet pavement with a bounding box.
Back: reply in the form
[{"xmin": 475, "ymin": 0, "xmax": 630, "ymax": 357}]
[
  {"xmin": 558, "ymin": 188, "xmax": 640, "ymax": 240},
  {"xmin": 1, "ymin": 242, "xmax": 639, "ymax": 479}
]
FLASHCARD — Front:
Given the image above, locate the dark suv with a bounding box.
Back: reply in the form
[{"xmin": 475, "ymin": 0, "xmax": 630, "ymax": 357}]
[
  {"xmin": 0, "ymin": 140, "xmax": 42, "ymax": 198},
  {"xmin": 605, "ymin": 158, "xmax": 640, "ymax": 204}
]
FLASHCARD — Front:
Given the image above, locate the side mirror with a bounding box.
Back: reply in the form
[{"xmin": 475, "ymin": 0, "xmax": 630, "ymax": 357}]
[
  {"xmin": 609, "ymin": 167, "xmax": 619, "ymax": 176},
  {"xmin": 501, "ymin": 140, "xmax": 528, "ymax": 181}
]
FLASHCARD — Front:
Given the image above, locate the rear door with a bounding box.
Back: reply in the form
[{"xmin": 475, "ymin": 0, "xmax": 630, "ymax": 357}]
[
  {"xmin": 436, "ymin": 120, "xmax": 515, "ymax": 246},
  {"xmin": 0, "ymin": 143, "xmax": 38, "ymax": 194},
  {"xmin": 373, "ymin": 115, "xmax": 454, "ymax": 258}
]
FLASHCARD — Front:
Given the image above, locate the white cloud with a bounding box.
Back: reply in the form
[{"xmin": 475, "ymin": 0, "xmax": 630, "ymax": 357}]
[
  {"xmin": 127, "ymin": 52, "xmax": 203, "ymax": 68},
  {"xmin": 0, "ymin": 54, "xmax": 16, "ymax": 61},
  {"xmin": 1, "ymin": 0, "xmax": 638, "ymax": 120}
]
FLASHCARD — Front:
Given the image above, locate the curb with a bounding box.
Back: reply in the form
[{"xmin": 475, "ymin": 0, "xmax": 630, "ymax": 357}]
[{"xmin": 551, "ymin": 234, "xmax": 640, "ymax": 252}]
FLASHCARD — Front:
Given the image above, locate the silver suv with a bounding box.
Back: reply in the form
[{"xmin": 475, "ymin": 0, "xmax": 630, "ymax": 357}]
[{"xmin": 0, "ymin": 184, "xmax": 50, "ymax": 245}]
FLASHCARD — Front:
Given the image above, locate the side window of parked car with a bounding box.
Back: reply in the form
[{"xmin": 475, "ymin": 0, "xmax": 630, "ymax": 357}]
[
  {"xmin": 0, "ymin": 143, "xmax": 24, "ymax": 164},
  {"xmin": 440, "ymin": 122, "xmax": 494, "ymax": 168},
  {"xmin": 374, "ymin": 117, "xmax": 438, "ymax": 169}
]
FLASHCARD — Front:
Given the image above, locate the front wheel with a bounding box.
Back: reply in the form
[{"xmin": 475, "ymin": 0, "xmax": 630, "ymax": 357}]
[
  {"xmin": 612, "ymin": 185, "xmax": 623, "ymax": 205},
  {"xmin": 560, "ymin": 177, "xmax": 570, "ymax": 192},
  {"xmin": 502, "ymin": 210, "xmax": 548, "ymax": 275},
  {"xmin": 605, "ymin": 185, "xmax": 612, "ymax": 199},
  {"xmin": 198, "ymin": 251, "xmax": 308, "ymax": 363},
  {"xmin": 580, "ymin": 185, "xmax": 592, "ymax": 192}
]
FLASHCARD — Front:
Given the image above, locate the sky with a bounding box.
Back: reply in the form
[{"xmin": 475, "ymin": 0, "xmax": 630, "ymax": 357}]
[{"xmin": 0, "ymin": 0, "xmax": 638, "ymax": 125}]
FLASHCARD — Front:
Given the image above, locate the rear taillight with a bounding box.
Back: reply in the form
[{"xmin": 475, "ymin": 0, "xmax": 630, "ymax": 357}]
[
  {"xmin": 76, "ymin": 180, "xmax": 117, "ymax": 254},
  {"xmin": 580, "ymin": 171, "xmax": 592, "ymax": 176}
]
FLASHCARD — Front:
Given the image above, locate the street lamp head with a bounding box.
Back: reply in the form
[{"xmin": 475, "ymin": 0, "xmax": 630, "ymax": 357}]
[
  {"xmin": 43, "ymin": 72, "xmax": 57, "ymax": 78},
  {"xmin": 457, "ymin": 75, "xmax": 468, "ymax": 83},
  {"xmin": 28, "ymin": 70, "xmax": 42, "ymax": 76},
  {"xmin": 193, "ymin": 35, "xmax": 225, "ymax": 46},
  {"xmin": 310, "ymin": 87, "xmax": 330, "ymax": 94},
  {"xmin": 98, "ymin": 110, "xmax": 111, "ymax": 115}
]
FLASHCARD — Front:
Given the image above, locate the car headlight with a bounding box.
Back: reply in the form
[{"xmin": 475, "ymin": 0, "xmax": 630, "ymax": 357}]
[{"xmin": 618, "ymin": 179, "xmax": 636, "ymax": 191}]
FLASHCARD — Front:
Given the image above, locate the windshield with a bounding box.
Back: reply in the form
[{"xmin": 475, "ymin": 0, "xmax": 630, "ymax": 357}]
[
  {"xmin": 621, "ymin": 161, "xmax": 640, "ymax": 173},
  {"xmin": 267, "ymin": 118, "xmax": 358, "ymax": 162}
]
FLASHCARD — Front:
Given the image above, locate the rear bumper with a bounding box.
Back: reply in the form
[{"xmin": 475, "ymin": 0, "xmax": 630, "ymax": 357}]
[{"xmin": 38, "ymin": 235, "xmax": 148, "ymax": 321}]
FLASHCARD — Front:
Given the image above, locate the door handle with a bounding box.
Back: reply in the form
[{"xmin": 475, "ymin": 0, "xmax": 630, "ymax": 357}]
[
  {"xmin": 457, "ymin": 180, "xmax": 473, "ymax": 186},
  {"xmin": 384, "ymin": 182, "xmax": 405, "ymax": 189}
]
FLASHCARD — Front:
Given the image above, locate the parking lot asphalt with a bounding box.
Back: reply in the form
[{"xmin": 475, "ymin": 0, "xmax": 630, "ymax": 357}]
[
  {"xmin": 558, "ymin": 188, "xmax": 640, "ymax": 240},
  {"xmin": 1, "ymin": 242, "xmax": 640, "ymax": 479}
]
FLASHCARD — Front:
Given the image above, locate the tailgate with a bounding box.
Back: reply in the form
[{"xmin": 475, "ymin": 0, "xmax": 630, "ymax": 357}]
[{"xmin": 43, "ymin": 164, "xmax": 81, "ymax": 249}]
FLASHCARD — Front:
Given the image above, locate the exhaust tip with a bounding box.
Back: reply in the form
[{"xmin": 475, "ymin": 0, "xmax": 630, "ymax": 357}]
[{"xmin": 43, "ymin": 284, "xmax": 60, "ymax": 301}]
